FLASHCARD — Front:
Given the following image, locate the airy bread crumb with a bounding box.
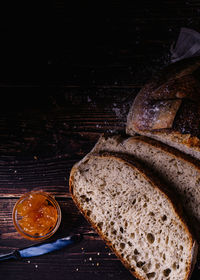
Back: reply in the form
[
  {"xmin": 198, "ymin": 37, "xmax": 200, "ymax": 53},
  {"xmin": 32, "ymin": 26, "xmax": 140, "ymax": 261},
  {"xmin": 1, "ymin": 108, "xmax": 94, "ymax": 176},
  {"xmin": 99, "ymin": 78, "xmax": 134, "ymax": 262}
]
[{"xmin": 70, "ymin": 154, "xmax": 197, "ymax": 280}]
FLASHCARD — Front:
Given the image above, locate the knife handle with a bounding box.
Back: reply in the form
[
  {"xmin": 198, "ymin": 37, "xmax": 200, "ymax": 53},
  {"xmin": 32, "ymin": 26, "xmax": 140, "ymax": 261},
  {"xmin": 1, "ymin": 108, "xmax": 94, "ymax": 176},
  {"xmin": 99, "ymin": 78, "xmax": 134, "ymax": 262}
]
[
  {"xmin": 0, "ymin": 250, "xmax": 21, "ymax": 261},
  {"xmin": 0, "ymin": 234, "xmax": 83, "ymax": 261}
]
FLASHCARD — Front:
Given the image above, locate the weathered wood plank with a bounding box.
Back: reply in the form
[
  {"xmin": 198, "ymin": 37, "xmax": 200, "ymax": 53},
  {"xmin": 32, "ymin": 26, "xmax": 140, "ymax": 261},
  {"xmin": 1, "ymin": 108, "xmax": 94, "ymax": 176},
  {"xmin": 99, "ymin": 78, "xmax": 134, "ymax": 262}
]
[
  {"xmin": 0, "ymin": 198, "xmax": 96, "ymax": 250},
  {"xmin": 0, "ymin": 90, "xmax": 135, "ymax": 160},
  {"xmin": 0, "ymin": 89, "xmax": 137, "ymax": 194},
  {"xmin": 0, "ymin": 254, "xmax": 135, "ymax": 280},
  {"xmin": 0, "ymin": 88, "xmax": 140, "ymax": 196}
]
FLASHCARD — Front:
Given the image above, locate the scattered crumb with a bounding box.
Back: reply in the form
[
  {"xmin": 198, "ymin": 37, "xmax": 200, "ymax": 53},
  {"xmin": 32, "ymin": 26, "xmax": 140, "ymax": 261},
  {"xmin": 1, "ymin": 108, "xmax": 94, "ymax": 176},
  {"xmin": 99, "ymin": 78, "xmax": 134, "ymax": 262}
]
[
  {"xmin": 107, "ymin": 129, "xmax": 115, "ymax": 134},
  {"xmin": 76, "ymin": 268, "xmax": 79, "ymax": 271},
  {"xmin": 92, "ymin": 263, "xmax": 94, "ymax": 266},
  {"xmin": 35, "ymin": 265, "xmax": 38, "ymax": 268},
  {"xmin": 27, "ymin": 260, "xmax": 31, "ymax": 264},
  {"xmin": 108, "ymin": 253, "xmax": 111, "ymax": 256},
  {"xmin": 111, "ymin": 102, "xmax": 130, "ymax": 122},
  {"xmin": 84, "ymin": 259, "xmax": 87, "ymax": 262},
  {"xmin": 112, "ymin": 107, "xmax": 121, "ymax": 118},
  {"xmin": 34, "ymin": 156, "xmax": 38, "ymax": 160},
  {"xmin": 89, "ymin": 257, "xmax": 92, "ymax": 261},
  {"xmin": 96, "ymin": 262, "xmax": 100, "ymax": 266},
  {"xmin": 87, "ymin": 96, "xmax": 91, "ymax": 102},
  {"xmin": 14, "ymin": 170, "xmax": 17, "ymax": 174},
  {"xmin": 97, "ymin": 252, "xmax": 100, "ymax": 256},
  {"xmin": 81, "ymin": 247, "xmax": 84, "ymax": 250}
]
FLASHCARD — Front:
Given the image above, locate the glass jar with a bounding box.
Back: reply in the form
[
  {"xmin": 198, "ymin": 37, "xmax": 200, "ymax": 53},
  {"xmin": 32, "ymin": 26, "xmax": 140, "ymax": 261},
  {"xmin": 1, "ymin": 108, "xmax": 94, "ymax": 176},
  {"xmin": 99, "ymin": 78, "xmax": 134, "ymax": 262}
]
[{"xmin": 13, "ymin": 191, "xmax": 61, "ymax": 241}]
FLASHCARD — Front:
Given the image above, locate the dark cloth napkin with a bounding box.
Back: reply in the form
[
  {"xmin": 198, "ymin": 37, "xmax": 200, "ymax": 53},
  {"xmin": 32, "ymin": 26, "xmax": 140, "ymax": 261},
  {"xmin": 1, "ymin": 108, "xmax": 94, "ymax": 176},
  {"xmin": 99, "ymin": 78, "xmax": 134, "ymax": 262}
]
[{"xmin": 171, "ymin": 27, "xmax": 200, "ymax": 63}]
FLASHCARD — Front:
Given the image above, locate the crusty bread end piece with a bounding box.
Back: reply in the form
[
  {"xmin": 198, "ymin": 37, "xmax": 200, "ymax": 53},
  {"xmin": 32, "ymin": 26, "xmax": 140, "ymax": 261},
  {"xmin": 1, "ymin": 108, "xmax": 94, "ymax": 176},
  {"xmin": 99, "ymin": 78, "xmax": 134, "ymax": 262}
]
[
  {"xmin": 70, "ymin": 154, "xmax": 198, "ymax": 280},
  {"xmin": 126, "ymin": 56, "xmax": 200, "ymax": 160}
]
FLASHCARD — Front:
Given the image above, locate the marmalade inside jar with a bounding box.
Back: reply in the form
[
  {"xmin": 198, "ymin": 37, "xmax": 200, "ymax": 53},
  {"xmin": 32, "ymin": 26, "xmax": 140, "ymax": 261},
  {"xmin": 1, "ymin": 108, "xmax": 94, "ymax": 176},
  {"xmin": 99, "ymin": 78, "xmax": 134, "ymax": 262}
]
[{"xmin": 16, "ymin": 192, "xmax": 58, "ymax": 237}]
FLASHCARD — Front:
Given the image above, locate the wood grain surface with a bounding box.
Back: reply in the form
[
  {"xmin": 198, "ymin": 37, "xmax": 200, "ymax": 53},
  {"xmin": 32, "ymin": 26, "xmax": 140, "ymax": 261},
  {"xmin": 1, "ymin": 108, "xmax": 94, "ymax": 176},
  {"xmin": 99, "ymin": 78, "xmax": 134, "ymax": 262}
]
[{"xmin": 1, "ymin": 1, "xmax": 200, "ymax": 279}]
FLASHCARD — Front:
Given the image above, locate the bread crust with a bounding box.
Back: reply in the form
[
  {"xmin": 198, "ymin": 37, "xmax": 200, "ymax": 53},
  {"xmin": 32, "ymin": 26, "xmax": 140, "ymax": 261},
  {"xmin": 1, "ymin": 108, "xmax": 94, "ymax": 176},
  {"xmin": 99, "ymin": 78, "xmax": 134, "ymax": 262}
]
[
  {"xmin": 93, "ymin": 133, "xmax": 200, "ymax": 169},
  {"xmin": 126, "ymin": 135, "xmax": 200, "ymax": 170},
  {"xmin": 69, "ymin": 153, "xmax": 198, "ymax": 280},
  {"xmin": 127, "ymin": 130, "xmax": 200, "ymax": 158},
  {"xmin": 126, "ymin": 56, "xmax": 200, "ymax": 159}
]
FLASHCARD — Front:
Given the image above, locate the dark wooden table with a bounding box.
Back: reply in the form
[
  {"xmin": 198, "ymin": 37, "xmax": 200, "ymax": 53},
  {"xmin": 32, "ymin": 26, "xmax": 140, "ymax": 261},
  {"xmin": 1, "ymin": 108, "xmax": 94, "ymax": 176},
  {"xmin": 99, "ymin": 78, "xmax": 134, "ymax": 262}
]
[{"xmin": 1, "ymin": 1, "xmax": 200, "ymax": 279}]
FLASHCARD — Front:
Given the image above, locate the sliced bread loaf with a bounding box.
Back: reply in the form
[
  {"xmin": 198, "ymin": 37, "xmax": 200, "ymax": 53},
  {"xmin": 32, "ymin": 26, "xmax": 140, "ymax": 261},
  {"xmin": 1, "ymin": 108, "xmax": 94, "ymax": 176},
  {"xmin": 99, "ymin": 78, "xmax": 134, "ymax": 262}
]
[
  {"xmin": 70, "ymin": 154, "xmax": 198, "ymax": 280},
  {"xmin": 91, "ymin": 135, "xmax": 200, "ymax": 244}
]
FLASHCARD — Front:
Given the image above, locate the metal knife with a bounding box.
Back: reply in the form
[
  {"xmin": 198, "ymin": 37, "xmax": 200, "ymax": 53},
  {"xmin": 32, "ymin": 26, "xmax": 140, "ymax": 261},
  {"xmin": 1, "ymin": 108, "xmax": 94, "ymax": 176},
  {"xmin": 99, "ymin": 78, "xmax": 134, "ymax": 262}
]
[{"xmin": 0, "ymin": 234, "xmax": 82, "ymax": 261}]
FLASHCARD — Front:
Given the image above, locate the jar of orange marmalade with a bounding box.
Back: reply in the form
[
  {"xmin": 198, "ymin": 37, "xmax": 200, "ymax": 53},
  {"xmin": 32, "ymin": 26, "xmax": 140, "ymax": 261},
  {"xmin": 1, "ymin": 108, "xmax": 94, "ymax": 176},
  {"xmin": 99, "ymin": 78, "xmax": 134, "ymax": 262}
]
[{"xmin": 13, "ymin": 191, "xmax": 61, "ymax": 241}]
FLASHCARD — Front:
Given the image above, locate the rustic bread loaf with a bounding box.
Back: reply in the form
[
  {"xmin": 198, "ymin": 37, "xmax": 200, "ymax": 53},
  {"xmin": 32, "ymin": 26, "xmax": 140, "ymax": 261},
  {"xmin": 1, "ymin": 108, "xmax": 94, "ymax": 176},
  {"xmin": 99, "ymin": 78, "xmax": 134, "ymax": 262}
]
[
  {"xmin": 126, "ymin": 56, "xmax": 200, "ymax": 160},
  {"xmin": 92, "ymin": 134, "xmax": 200, "ymax": 244},
  {"xmin": 70, "ymin": 154, "xmax": 198, "ymax": 280}
]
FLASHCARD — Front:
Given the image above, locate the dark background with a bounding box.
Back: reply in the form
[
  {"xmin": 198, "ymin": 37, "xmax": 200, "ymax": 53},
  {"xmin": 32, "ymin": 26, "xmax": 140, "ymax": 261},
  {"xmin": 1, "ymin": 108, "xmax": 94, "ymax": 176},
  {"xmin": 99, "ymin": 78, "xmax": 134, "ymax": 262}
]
[{"xmin": 0, "ymin": 1, "xmax": 200, "ymax": 279}]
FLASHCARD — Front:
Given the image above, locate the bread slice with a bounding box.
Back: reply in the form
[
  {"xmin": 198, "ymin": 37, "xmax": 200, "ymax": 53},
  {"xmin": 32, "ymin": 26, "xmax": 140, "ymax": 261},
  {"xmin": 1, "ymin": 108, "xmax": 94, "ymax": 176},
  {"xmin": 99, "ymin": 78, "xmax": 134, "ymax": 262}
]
[
  {"xmin": 128, "ymin": 131, "xmax": 200, "ymax": 161},
  {"xmin": 70, "ymin": 154, "xmax": 198, "ymax": 280},
  {"xmin": 91, "ymin": 135, "xmax": 200, "ymax": 245}
]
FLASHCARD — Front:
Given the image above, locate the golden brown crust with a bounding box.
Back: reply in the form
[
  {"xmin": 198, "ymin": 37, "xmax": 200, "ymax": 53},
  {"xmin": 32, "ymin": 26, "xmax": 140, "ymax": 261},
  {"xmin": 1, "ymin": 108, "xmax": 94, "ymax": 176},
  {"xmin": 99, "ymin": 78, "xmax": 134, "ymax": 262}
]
[
  {"xmin": 188, "ymin": 241, "xmax": 199, "ymax": 280},
  {"xmin": 126, "ymin": 56, "xmax": 200, "ymax": 155},
  {"xmin": 69, "ymin": 153, "xmax": 198, "ymax": 280}
]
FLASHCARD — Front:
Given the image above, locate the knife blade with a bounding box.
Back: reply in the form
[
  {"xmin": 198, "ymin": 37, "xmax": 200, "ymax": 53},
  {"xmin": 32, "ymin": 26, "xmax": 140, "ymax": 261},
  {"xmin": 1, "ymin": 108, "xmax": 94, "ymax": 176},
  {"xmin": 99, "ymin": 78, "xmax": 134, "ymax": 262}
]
[{"xmin": 0, "ymin": 234, "xmax": 82, "ymax": 261}]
